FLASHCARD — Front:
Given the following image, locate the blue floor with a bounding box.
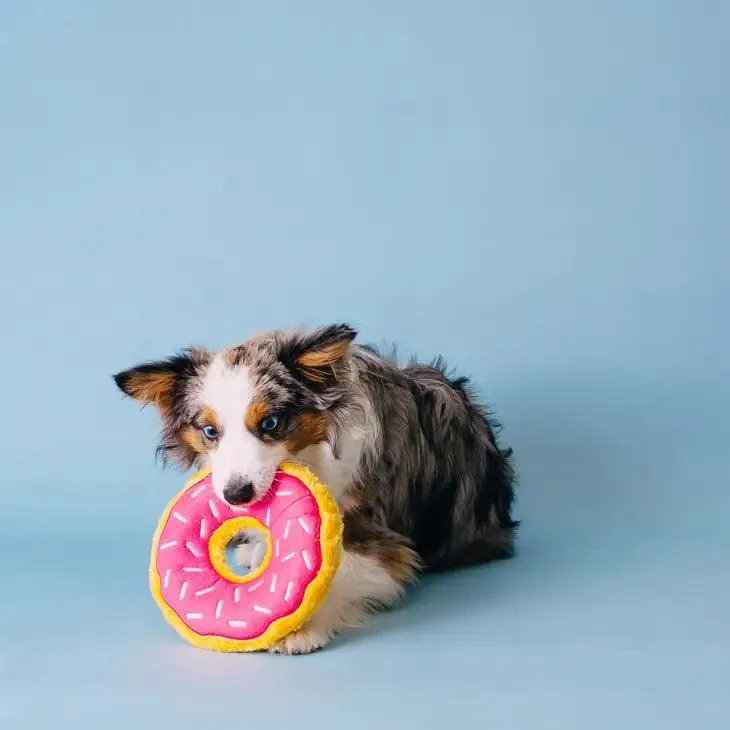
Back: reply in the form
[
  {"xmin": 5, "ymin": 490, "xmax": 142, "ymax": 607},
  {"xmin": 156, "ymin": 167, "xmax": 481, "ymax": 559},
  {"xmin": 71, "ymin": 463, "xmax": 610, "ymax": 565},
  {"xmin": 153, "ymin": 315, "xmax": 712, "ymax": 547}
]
[
  {"xmin": 1, "ymin": 1, "xmax": 727, "ymax": 727},
  {"xmin": 2, "ymin": 380, "xmax": 728, "ymax": 728}
]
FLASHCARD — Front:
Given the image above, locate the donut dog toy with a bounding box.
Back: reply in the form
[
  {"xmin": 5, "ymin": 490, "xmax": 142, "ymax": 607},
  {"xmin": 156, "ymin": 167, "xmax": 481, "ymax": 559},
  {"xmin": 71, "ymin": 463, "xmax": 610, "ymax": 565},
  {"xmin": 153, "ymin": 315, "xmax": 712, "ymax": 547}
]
[{"xmin": 150, "ymin": 462, "xmax": 343, "ymax": 652}]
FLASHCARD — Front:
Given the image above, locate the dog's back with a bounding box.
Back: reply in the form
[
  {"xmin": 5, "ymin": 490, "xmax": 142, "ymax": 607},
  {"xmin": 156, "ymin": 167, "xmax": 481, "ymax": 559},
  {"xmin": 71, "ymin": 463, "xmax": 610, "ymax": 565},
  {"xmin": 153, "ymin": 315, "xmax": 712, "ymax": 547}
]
[{"xmin": 349, "ymin": 347, "xmax": 518, "ymax": 571}]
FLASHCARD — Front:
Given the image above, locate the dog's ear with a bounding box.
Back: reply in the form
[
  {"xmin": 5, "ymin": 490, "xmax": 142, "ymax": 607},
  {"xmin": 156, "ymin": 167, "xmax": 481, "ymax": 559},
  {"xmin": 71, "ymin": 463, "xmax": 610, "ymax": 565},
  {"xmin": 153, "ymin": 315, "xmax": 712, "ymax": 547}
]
[
  {"xmin": 281, "ymin": 324, "xmax": 357, "ymax": 385},
  {"xmin": 113, "ymin": 352, "xmax": 198, "ymax": 414}
]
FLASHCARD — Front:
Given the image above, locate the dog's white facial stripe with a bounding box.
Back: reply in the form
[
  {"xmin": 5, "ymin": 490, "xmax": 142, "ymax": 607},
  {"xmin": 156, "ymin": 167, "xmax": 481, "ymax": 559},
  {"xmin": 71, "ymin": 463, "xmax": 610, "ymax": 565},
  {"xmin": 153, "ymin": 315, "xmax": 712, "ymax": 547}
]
[{"xmin": 199, "ymin": 354, "xmax": 286, "ymax": 501}]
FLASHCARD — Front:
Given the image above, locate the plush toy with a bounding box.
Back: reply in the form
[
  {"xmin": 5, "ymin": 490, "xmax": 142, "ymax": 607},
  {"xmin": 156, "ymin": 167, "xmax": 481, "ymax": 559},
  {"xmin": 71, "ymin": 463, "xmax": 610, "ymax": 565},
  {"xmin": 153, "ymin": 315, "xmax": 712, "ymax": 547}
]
[{"xmin": 149, "ymin": 462, "xmax": 343, "ymax": 652}]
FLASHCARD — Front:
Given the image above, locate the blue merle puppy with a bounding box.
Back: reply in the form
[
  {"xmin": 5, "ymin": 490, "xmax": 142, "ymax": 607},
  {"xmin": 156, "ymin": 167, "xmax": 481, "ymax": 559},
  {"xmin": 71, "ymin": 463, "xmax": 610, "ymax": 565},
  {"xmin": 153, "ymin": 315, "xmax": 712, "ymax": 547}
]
[{"xmin": 114, "ymin": 324, "xmax": 517, "ymax": 653}]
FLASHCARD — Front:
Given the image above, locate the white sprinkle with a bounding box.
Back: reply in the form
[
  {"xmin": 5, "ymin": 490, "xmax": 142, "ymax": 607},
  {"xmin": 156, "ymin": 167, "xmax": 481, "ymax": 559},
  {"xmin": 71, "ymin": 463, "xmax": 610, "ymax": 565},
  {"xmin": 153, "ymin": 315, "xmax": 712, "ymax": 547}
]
[
  {"xmin": 284, "ymin": 581, "xmax": 294, "ymax": 602},
  {"xmin": 186, "ymin": 541, "xmax": 203, "ymax": 558},
  {"xmin": 208, "ymin": 499, "xmax": 220, "ymax": 520},
  {"xmin": 265, "ymin": 507, "xmax": 271, "ymax": 527},
  {"xmin": 178, "ymin": 581, "xmax": 188, "ymax": 600},
  {"xmin": 298, "ymin": 517, "xmax": 311, "ymax": 535},
  {"xmin": 215, "ymin": 600, "xmax": 223, "ymax": 620},
  {"xmin": 228, "ymin": 620, "xmax": 248, "ymax": 628},
  {"xmin": 302, "ymin": 550, "xmax": 313, "ymax": 570},
  {"xmin": 275, "ymin": 539, "xmax": 280, "ymax": 558},
  {"xmin": 284, "ymin": 520, "xmax": 291, "ymax": 540},
  {"xmin": 282, "ymin": 552, "xmax": 296, "ymax": 563},
  {"xmin": 275, "ymin": 490, "xmax": 293, "ymax": 496},
  {"xmin": 247, "ymin": 579, "xmax": 264, "ymax": 593},
  {"xmin": 186, "ymin": 612, "xmax": 204, "ymax": 620},
  {"xmin": 253, "ymin": 604, "xmax": 271, "ymax": 615},
  {"xmin": 194, "ymin": 586, "xmax": 215, "ymax": 597},
  {"xmin": 270, "ymin": 574, "xmax": 278, "ymax": 593},
  {"xmin": 230, "ymin": 505, "xmax": 248, "ymax": 513},
  {"xmin": 190, "ymin": 485, "xmax": 206, "ymax": 498},
  {"xmin": 160, "ymin": 540, "xmax": 178, "ymax": 551},
  {"xmin": 182, "ymin": 566, "xmax": 204, "ymax": 573},
  {"xmin": 199, "ymin": 518, "xmax": 208, "ymax": 539},
  {"xmin": 172, "ymin": 511, "xmax": 188, "ymax": 524},
  {"xmin": 163, "ymin": 569, "xmax": 171, "ymax": 589},
  {"xmin": 233, "ymin": 587, "xmax": 240, "ymax": 603}
]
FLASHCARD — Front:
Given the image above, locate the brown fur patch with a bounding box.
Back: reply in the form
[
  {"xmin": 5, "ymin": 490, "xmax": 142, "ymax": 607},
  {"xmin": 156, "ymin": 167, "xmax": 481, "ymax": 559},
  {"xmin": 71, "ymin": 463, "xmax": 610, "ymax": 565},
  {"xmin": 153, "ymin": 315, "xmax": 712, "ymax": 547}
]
[
  {"xmin": 343, "ymin": 510, "xmax": 422, "ymax": 585},
  {"xmin": 200, "ymin": 406, "xmax": 221, "ymax": 430},
  {"xmin": 296, "ymin": 365, "xmax": 329, "ymax": 383},
  {"xmin": 244, "ymin": 400, "xmax": 270, "ymax": 431},
  {"xmin": 286, "ymin": 411, "xmax": 330, "ymax": 453},
  {"xmin": 180, "ymin": 426, "xmax": 206, "ymax": 454},
  {"xmin": 297, "ymin": 340, "xmax": 351, "ymax": 368},
  {"xmin": 125, "ymin": 372, "xmax": 176, "ymax": 412}
]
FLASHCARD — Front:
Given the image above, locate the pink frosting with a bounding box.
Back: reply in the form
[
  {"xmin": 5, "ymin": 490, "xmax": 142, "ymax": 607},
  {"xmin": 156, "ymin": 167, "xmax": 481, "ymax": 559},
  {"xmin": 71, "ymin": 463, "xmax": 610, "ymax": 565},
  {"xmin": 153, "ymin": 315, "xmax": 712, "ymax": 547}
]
[{"xmin": 153, "ymin": 469, "xmax": 324, "ymax": 640}]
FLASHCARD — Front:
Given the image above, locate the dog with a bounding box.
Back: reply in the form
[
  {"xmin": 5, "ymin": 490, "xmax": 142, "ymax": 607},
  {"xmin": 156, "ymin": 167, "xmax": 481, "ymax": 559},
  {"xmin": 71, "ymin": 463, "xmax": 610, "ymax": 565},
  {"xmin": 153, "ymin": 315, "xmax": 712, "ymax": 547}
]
[{"xmin": 114, "ymin": 323, "xmax": 517, "ymax": 653}]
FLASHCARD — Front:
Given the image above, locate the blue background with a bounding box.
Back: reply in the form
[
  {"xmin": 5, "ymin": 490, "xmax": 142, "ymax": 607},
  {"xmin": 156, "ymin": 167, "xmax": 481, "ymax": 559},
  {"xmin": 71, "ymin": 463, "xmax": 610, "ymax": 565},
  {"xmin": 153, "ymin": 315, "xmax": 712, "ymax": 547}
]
[{"xmin": 1, "ymin": 1, "xmax": 728, "ymax": 727}]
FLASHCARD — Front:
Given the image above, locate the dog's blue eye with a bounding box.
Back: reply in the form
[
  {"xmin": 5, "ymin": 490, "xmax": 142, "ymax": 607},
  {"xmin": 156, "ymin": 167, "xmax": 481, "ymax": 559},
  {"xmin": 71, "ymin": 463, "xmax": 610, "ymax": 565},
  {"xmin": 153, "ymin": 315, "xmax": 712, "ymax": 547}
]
[
  {"xmin": 202, "ymin": 425, "xmax": 219, "ymax": 440},
  {"xmin": 260, "ymin": 416, "xmax": 279, "ymax": 433}
]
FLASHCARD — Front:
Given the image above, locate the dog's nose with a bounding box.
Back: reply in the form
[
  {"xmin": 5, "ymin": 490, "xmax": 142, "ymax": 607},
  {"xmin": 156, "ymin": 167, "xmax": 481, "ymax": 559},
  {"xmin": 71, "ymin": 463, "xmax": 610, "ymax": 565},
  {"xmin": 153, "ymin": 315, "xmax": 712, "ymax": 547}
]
[{"xmin": 222, "ymin": 477, "xmax": 255, "ymax": 505}]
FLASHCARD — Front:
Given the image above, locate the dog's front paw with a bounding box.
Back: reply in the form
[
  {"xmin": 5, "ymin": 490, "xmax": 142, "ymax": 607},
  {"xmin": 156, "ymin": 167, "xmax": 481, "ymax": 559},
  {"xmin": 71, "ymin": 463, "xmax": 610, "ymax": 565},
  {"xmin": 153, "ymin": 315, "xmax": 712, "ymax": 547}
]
[
  {"xmin": 232, "ymin": 542, "xmax": 255, "ymax": 571},
  {"xmin": 269, "ymin": 626, "xmax": 330, "ymax": 655},
  {"xmin": 232, "ymin": 539, "xmax": 266, "ymax": 572}
]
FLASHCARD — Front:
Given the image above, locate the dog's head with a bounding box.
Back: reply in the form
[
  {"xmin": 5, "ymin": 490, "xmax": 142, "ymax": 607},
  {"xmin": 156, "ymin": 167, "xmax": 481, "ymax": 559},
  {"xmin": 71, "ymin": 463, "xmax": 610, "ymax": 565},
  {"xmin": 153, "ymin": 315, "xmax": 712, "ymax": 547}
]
[{"xmin": 114, "ymin": 324, "xmax": 356, "ymax": 505}]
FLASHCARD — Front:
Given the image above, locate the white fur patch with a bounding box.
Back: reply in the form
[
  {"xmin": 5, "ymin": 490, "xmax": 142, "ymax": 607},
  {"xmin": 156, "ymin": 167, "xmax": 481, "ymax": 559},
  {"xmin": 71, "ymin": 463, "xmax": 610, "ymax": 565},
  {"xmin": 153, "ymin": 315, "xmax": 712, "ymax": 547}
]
[
  {"xmin": 269, "ymin": 549, "xmax": 404, "ymax": 654},
  {"xmin": 296, "ymin": 394, "xmax": 380, "ymax": 508},
  {"xmin": 198, "ymin": 354, "xmax": 287, "ymax": 501},
  {"xmin": 232, "ymin": 532, "xmax": 269, "ymax": 572}
]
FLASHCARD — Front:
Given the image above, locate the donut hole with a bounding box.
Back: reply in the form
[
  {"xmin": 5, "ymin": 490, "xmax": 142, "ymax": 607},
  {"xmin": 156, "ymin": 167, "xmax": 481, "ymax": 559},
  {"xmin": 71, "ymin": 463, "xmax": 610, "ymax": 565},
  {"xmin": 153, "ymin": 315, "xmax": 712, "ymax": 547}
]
[{"xmin": 225, "ymin": 527, "xmax": 269, "ymax": 577}]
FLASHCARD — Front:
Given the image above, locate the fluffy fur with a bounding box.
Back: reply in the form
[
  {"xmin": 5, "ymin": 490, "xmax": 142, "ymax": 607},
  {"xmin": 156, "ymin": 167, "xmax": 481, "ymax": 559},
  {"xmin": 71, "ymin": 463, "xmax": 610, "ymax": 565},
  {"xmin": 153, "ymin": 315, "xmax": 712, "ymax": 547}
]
[{"xmin": 114, "ymin": 324, "xmax": 518, "ymax": 653}]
